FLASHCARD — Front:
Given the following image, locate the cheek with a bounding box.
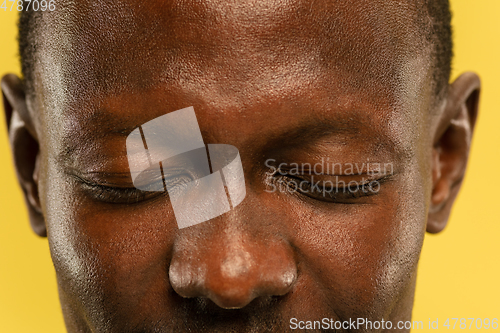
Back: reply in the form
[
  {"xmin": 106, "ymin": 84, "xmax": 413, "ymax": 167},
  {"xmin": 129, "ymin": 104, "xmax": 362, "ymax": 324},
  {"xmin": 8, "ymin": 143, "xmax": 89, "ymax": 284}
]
[
  {"xmin": 287, "ymin": 169, "xmax": 427, "ymax": 319},
  {"xmin": 42, "ymin": 162, "xmax": 180, "ymax": 328}
]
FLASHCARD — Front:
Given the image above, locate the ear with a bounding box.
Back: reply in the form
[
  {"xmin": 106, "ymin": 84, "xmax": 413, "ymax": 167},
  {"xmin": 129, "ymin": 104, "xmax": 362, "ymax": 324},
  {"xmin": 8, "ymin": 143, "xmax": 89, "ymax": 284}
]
[
  {"xmin": 427, "ymin": 72, "xmax": 481, "ymax": 233},
  {"xmin": 1, "ymin": 74, "xmax": 46, "ymax": 237}
]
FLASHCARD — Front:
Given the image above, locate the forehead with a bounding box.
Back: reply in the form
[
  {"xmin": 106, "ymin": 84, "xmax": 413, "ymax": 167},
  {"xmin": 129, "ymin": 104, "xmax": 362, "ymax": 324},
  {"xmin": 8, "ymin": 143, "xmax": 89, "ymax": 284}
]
[
  {"xmin": 35, "ymin": 0, "xmax": 434, "ymax": 164},
  {"xmin": 37, "ymin": 0, "xmax": 430, "ymax": 92}
]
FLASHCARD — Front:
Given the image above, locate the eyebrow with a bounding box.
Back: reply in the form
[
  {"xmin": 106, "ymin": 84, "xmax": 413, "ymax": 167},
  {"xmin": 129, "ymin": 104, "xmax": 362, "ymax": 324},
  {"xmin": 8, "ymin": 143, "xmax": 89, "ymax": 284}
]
[
  {"xmin": 260, "ymin": 112, "xmax": 371, "ymax": 153},
  {"xmin": 281, "ymin": 118, "xmax": 361, "ymax": 143},
  {"xmin": 259, "ymin": 113, "xmax": 405, "ymax": 164},
  {"xmin": 57, "ymin": 105, "xmax": 394, "ymax": 173},
  {"xmin": 75, "ymin": 104, "xmax": 367, "ymax": 142},
  {"xmin": 92, "ymin": 110, "xmax": 143, "ymax": 137}
]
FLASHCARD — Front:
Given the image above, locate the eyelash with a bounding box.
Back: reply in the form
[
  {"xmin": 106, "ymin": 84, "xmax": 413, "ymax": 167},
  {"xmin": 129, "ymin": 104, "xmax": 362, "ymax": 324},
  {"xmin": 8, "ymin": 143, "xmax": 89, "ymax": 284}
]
[
  {"xmin": 76, "ymin": 171, "xmax": 389, "ymax": 205},
  {"xmin": 75, "ymin": 175, "xmax": 192, "ymax": 204},
  {"xmin": 269, "ymin": 171, "xmax": 388, "ymax": 204},
  {"xmin": 82, "ymin": 183, "xmax": 164, "ymax": 204}
]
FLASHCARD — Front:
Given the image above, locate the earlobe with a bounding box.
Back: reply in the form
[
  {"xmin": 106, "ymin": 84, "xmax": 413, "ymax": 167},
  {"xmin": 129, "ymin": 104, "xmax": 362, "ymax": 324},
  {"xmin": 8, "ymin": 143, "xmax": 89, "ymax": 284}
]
[
  {"xmin": 427, "ymin": 72, "xmax": 481, "ymax": 233},
  {"xmin": 2, "ymin": 74, "xmax": 46, "ymax": 237}
]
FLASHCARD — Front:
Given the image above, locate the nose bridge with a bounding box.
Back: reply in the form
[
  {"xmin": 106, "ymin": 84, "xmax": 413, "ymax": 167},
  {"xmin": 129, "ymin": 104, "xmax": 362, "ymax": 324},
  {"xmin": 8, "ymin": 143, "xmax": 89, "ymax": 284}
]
[{"xmin": 168, "ymin": 212, "xmax": 297, "ymax": 309}]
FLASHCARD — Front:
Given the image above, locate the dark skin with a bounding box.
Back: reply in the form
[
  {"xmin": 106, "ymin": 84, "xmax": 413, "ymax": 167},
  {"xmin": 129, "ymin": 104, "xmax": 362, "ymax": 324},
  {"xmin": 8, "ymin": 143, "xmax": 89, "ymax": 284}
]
[{"xmin": 2, "ymin": 0, "xmax": 480, "ymax": 332}]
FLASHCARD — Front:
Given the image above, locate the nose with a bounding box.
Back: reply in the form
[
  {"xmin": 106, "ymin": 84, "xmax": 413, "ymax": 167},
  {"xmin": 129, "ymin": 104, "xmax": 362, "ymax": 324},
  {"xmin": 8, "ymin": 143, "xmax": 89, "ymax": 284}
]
[{"xmin": 168, "ymin": 227, "xmax": 297, "ymax": 309}]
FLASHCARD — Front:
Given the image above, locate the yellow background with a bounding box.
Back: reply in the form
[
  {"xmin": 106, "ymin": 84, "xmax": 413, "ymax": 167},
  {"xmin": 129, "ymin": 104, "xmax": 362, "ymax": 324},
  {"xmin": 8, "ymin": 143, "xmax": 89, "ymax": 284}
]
[{"xmin": 0, "ymin": 1, "xmax": 499, "ymax": 331}]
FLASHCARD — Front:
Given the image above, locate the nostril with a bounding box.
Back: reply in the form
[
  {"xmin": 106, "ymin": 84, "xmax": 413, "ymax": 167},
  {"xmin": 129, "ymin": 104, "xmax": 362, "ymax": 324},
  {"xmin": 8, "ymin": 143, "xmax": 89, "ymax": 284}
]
[
  {"xmin": 207, "ymin": 262, "xmax": 297, "ymax": 309},
  {"xmin": 169, "ymin": 241, "xmax": 297, "ymax": 310},
  {"xmin": 169, "ymin": 261, "xmax": 203, "ymax": 298},
  {"xmin": 169, "ymin": 252, "xmax": 259, "ymax": 309}
]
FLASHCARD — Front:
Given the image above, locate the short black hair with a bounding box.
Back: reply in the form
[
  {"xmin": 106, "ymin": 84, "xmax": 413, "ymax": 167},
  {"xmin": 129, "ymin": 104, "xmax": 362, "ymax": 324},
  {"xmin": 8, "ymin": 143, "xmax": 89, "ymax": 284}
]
[{"xmin": 17, "ymin": 1, "xmax": 453, "ymax": 102}]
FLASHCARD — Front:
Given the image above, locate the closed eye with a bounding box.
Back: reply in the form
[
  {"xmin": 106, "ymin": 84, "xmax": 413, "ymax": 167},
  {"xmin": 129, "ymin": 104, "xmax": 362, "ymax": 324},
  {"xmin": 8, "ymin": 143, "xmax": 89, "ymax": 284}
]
[
  {"xmin": 73, "ymin": 174, "xmax": 194, "ymax": 204},
  {"xmin": 267, "ymin": 170, "xmax": 393, "ymax": 204}
]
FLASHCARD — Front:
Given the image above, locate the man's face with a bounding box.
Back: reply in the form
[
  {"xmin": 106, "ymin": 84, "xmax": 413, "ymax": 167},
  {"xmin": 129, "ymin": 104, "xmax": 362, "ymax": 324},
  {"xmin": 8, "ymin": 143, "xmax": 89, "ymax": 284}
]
[{"xmin": 32, "ymin": 0, "xmax": 436, "ymax": 331}]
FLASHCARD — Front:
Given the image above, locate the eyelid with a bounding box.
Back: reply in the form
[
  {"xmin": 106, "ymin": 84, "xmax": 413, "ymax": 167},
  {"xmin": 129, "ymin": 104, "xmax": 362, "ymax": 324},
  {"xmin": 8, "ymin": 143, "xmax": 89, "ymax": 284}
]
[
  {"xmin": 70, "ymin": 173, "xmax": 135, "ymax": 189},
  {"xmin": 81, "ymin": 183, "xmax": 159, "ymax": 204},
  {"xmin": 72, "ymin": 172, "xmax": 196, "ymax": 204},
  {"xmin": 70, "ymin": 174, "xmax": 161, "ymax": 204},
  {"xmin": 279, "ymin": 171, "xmax": 395, "ymax": 186},
  {"xmin": 296, "ymin": 173, "xmax": 395, "ymax": 185},
  {"xmin": 269, "ymin": 171, "xmax": 394, "ymax": 204},
  {"xmin": 67, "ymin": 169, "xmax": 136, "ymax": 187}
]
